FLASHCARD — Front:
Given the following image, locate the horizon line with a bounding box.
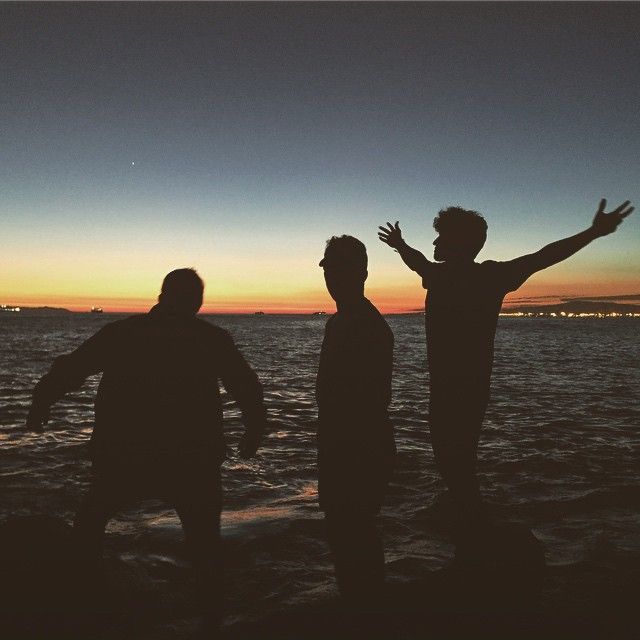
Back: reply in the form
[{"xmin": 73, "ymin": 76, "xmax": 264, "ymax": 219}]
[{"xmin": 4, "ymin": 291, "xmax": 640, "ymax": 316}]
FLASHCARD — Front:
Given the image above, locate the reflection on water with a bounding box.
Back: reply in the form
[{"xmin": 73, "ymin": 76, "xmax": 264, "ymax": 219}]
[{"xmin": 1, "ymin": 314, "xmax": 639, "ymax": 614}]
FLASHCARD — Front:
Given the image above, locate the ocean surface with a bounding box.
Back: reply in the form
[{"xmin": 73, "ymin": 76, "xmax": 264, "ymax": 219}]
[{"xmin": 1, "ymin": 313, "xmax": 639, "ymax": 631}]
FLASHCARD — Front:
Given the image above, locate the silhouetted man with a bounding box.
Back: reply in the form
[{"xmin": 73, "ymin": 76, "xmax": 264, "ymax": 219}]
[
  {"xmin": 317, "ymin": 236, "xmax": 396, "ymax": 606},
  {"xmin": 26, "ymin": 268, "xmax": 266, "ymax": 628},
  {"xmin": 379, "ymin": 199, "xmax": 633, "ymax": 554}
]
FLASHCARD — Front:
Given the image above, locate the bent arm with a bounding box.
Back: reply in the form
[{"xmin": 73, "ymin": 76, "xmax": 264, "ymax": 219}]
[
  {"xmin": 27, "ymin": 325, "xmax": 112, "ymax": 430},
  {"xmin": 378, "ymin": 221, "xmax": 432, "ymax": 278},
  {"xmin": 219, "ymin": 332, "xmax": 267, "ymax": 454},
  {"xmin": 396, "ymin": 240, "xmax": 432, "ymax": 276}
]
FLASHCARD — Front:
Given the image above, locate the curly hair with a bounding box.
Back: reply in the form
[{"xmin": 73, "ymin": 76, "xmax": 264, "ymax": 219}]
[{"xmin": 433, "ymin": 206, "xmax": 487, "ymax": 257}]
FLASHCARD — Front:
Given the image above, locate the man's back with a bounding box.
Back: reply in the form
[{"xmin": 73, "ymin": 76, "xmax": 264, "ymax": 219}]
[
  {"xmin": 94, "ymin": 308, "xmax": 228, "ymax": 453},
  {"xmin": 33, "ymin": 304, "xmax": 264, "ymax": 459},
  {"xmin": 316, "ymin": 298, "xmax": 394, "ymax": 440},
  {"xmin": 316, "ymin": 298, "xmax": 395, "ymax": 511},
  {"xmin": 424, "ymin": 260, "xmax": 521, "ymax": 381},
  {"xmin": 26, "ymin": 268, "xmax": 266, "ymax": 633}
]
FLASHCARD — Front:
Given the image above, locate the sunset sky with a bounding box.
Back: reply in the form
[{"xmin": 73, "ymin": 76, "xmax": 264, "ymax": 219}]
[{"xmin": 2, "ymin": 3, "xmax": 638, "ymax": 313}]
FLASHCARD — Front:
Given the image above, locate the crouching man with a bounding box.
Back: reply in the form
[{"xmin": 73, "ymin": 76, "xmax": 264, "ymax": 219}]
[{"xmin": 26, "ymin": 268, "xmax": 267, "ymax": 631}]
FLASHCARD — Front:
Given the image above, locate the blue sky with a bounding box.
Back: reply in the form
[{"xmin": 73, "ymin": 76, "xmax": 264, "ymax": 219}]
[{"xmin": 1, "ymin": 3, "xmax": 638, "ymax": 311}]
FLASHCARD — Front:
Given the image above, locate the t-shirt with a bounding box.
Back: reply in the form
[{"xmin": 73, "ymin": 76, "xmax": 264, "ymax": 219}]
[
  {"xmin": 315, "ymin": 297, "xmax": 395, "ymax": 510},
  {"xmin": 419, "ymin": 258, "xmax": 537, "ymax": 382},
  {"xmin": 316, "ymin": 298, "xmax": 395, "ymax": 449}
]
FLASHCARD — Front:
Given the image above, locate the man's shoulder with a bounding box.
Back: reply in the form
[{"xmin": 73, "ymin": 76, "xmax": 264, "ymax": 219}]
[
  {"xmin": 343, "ymin": 302, "xmax": 393, "ymax": 343},
  {"xmin": 326, "ymin": 303, "xmax": 389, "ymax": 329},
  {"xmin": 121, "ymin": 313, "xmax": 150, "ymax": 324},
  {"xmin": 323, "ymin": 311, "xmax": 340, "ymax": 331},
  {"xmin": 372, "ymin": 313, "xmax": 393, "ymax": 346},
  {"xmin": 480, "ymin": 258, "xmax": 526, "ymax": 271},
  {"xmin": 477, "ymin": 259, "xmax": 503, "ymax": 271},
  {"xmin": 477, "ymin": 259, "xmax": 512, "ymax": 280},
  {"xmin": 480, "ymin": 259, "xmax": 516, "ymax": 269},
  {"xmin": 193, "ymin": 317, "xmax": 232, "ymax": 341},
  {"xmin": 111, "ymin": 314, "xmax": 231, "ymax": 342},
  {"xmin": 478, "ymin": 259, "xmax": 525, "ymax": 290},
  {"xmin": 100, "ymin": 314, "xmax": 147, "ymax": 333},
  {"xmin": 365, "ymin": 301, "xmax": 392, "ymax": 333}
]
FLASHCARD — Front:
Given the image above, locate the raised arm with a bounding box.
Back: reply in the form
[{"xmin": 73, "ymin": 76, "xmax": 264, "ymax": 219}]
[
  {"xmin": 501, "ymin": 199, "xmax": 634, "ymax": 291},
  {"xmin": 378, "ymin": 221, "xmax": 432, "ymax": 276},
  {"xmin": 218, "ymin": 331, "xmax": 267, "ymax": 459},
  {"xmin": 26, "ymin": 324, "xmax": 113, "ymax": 431}
]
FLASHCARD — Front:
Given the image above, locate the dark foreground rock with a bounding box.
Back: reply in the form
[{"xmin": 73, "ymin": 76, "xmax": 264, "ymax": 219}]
[{"xmin": 0, "ymin": 516, "xmax": 637, "ymax": 639}]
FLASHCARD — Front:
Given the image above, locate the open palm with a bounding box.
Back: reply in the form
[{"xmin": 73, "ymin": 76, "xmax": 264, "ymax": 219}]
[
  {"xmin": 378, "ymin": 221, "xmax": 403, "ymax": 248},
  {"xmin": 592, "ymin": 199, "xmax": 634, "ymax": 236}
]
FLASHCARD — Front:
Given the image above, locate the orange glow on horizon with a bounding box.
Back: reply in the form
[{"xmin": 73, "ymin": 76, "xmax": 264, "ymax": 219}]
[{"xmin": 3, "ymin": 275, "xmax": 639, "ymax": 315}]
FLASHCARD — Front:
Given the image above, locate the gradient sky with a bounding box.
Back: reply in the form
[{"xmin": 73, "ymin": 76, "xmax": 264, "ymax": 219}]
[{"xmin": 2, "ymin": 3, "xmax": 638, "ymax": 313}]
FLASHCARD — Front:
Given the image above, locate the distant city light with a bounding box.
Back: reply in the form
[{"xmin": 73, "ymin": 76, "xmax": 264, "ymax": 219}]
[{"xmin": 499, "ymin": 311, "xmax": 640, "ymax": 318}]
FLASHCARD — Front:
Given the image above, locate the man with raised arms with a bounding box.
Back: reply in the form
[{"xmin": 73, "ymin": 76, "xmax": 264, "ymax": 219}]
[{"xmin": 378, "ymin": 199, "xmax": 633, "ymax": 556}]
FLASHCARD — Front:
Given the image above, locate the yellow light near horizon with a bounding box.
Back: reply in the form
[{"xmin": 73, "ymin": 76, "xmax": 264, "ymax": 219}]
[{"xmin": 3, "ymin": 248, "xmax": 639, "ymax": 314}]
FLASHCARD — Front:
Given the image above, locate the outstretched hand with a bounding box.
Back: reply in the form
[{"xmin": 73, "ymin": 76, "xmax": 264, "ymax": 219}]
[
  {"xmin": 378, "ymin": 221, "xmax": 404, "ymax": 249},
  {"xmin": 592, "ymin": 199, "xmax": 634, "ymax": 237}
]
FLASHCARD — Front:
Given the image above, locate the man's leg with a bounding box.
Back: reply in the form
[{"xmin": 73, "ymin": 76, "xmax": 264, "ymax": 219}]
[
  {"xmin": 72, "ymin": 479, "xmax": 123, "ymax": 594},
  {"xmin": 174, "ymin": 465, "xmax": 223, "ymax": 629},
  {"xmin": 429, "ymin": 385, "xmax": 489, "ymax": 553},
  {"xmin": 324, "ymin": 508, "xmax": 384, "ymax": 608},
  {"xmin": 430, "ymin": 424, "xmax": 482, "ymax": 512}
]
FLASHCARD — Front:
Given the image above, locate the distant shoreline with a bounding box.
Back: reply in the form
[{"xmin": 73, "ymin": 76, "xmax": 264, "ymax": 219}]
[
  {"xmin": 2, "ymin": 309, "xmax": 640, "ymax": 318},
  {"xmin": 4, "ymin": 296, "xmax": 640, "ymax": 318}
]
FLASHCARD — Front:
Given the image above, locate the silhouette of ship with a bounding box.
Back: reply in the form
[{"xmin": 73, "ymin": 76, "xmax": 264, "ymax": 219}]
[
  {"xmin": 254, "ymin": 311, "xmax": 265, "ymax": 315},
  {"xmin": 90, "ymin": 307, "xmax": 103, "ymax": 313},
  {"xmin": 312, "ymin": 311, "xmax": 327, "ymax": 316}
]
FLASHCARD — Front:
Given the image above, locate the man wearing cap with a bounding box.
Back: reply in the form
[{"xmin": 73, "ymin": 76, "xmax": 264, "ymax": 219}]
[{"xmin": 317, "ymin": 236, "xmax": 396, "ymax": 607}]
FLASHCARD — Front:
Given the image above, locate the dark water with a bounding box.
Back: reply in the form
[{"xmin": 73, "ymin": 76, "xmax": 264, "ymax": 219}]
[{"xmin": 1, "ymin": 313, "xmax": 639, "ymax": 627}]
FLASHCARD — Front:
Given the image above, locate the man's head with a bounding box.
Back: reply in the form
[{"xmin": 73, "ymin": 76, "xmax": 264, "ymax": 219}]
[
  {"xmin": 159, "ymin": 268, "xmax": 204, "ymax": 315},
  {"xmin": 319, "ymin": 235, "xmax": 368, "ymax": 303},
  {"xmin": 432, "ymin": 206, "xmax": 487, "ymax": 262}
]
